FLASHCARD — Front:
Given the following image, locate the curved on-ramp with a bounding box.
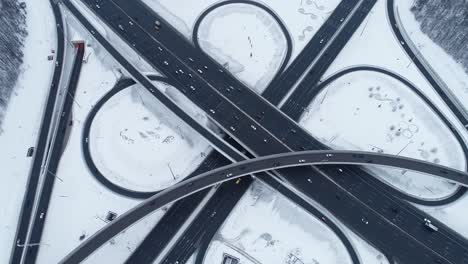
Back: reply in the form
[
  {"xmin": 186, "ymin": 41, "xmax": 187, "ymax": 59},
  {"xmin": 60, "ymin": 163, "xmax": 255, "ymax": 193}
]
[
  {"xmin": 82, "ymin": 75, "xmax": 177, "ymax": 199},
  {"xmin": 59, "ymin": 150, "xmax": 468, "ymax": 264}
]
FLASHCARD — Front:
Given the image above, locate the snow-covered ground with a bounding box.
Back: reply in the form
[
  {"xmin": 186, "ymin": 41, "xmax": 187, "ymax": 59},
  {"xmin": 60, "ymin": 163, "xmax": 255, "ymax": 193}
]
[
  {"xmin": 204, "ymin": 181, "xmax": 353, "ymax": 264},
  {"xmin": 196, "ymin": 3, "xmax": 287, "ymax": 93},
  {"xmin": 89, "ymin": 83, "xmax": 211, "ymax": 192},
  {"xmin": 0, "ymin": 1, "xmax": 55, "ymax": 262},
  {"xmin": 396, "ymin": 0, "xmax": 468, "ymax": 114},
  {"xmin": 300, "ymin": 70, "xmax": 465, "ymax": 200}
]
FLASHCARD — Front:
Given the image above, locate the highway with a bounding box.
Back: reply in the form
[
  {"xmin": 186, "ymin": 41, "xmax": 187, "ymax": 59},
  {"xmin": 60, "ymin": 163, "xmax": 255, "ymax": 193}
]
[
  {"xmin": 59, "ymin": 149, "xmax": 468, "ymax": 264},
  {"xmin": 387, "ymin": 0, "xmax": 468, "ymax": 128},
  {"xmin": 130, "ymin": 0, "xmax": 366, "ymax": 262},
  {"xmin": 9, "ymin": 2, "xmax": 66, "ymax": 263},
  {"xmin": 68, "ymin": 0, "xmax": 468, "ymax": 263}
]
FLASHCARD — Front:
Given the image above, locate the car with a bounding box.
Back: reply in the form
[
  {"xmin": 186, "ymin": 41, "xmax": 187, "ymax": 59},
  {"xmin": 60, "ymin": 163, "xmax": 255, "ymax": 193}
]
[
  {"xmin": 424, "ymin": 218, "xmax": 438, "ymax": 232},
  {"xmin": 154, "ymin": 20, "xmax": 161, "ymax": 30}
]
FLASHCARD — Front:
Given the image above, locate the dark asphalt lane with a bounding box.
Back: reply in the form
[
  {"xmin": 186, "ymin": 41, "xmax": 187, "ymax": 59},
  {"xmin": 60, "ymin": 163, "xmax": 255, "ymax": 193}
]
[
  {"xmin": 59, "ymin": 149, "xmax": 468, "ymax": 264},
  {"xmin": 10, "ymin": 2, "xmax": 66, "ymax": 263}
]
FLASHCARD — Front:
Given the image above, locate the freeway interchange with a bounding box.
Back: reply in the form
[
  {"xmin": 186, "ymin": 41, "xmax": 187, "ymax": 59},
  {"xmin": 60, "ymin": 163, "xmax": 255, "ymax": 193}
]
[{"xmin": 11, "ymin": 0, "xmax": 468, "ymax": 264}]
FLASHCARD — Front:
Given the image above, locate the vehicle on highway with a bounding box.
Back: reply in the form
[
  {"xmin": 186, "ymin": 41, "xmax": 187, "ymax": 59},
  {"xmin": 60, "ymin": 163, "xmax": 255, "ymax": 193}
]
[
  {"xmin": 424, "ymin": 218, "xmax": 438, "ymax": 232},
  {"xmin": 154, "ymin": 20, "xmax": 161, "ymax": 30}
]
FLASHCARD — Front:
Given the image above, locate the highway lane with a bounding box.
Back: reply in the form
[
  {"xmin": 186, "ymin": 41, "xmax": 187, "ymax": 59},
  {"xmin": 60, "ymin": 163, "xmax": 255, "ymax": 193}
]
[
  {"xmin": 387, "ymin": 0, "xmax": 468, "ymax": 128},
  {"xmin": 10, "ymin": 2, "xmax": 66, "ymax": 263},
  {"xmin": 77, "ymin": 0, "xmax": 468, "ymax": 262},
  {"xmin": 59, "ymin": 149, "xmax": 468, "ymax": 264}
]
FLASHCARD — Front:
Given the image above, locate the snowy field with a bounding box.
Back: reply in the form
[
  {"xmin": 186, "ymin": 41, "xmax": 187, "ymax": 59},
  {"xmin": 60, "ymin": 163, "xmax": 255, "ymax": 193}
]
[
  {"xmin": 396, "ymin": 0, "xmax": 468, "ymax": 114},
  {"xmin": 89, "ymin": 83, "xmax": 211, "ymax": 192},
  {"xmin": 0, "ymin": 0, "xmax": 55, "ymax": 262},
  {"xmin": 300, "ymin": 70, "xmax": 465, "ymax": 200}
]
